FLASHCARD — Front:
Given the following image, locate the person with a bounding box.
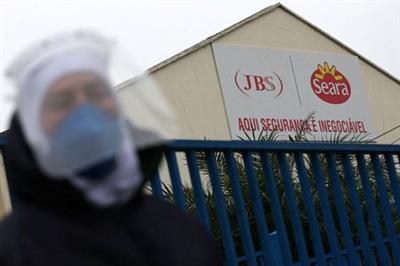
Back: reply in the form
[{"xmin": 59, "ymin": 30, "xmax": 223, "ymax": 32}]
[{"xmin": 0, "ymin": 30, "xmax": 222, "ymax": 266}]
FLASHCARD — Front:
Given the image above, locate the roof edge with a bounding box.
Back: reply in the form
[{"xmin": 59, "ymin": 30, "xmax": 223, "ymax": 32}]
[
  {"xmin": 117, "ymin": 2, "xmax": 399, "ymax": 90},
  {"xmin": 116, "ymin": 2, "xmax": 281, "ymax": 89}
]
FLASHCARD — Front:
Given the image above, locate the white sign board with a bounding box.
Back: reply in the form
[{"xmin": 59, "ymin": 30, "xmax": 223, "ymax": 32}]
[{"xmin": 212, "ymin": 44, "xmax": 375, "ymax": 140}]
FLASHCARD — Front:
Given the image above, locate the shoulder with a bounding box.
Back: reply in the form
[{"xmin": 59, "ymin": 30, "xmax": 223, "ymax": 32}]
[
  {"xmin": 123, "ymin": 195, "xmax": 223, "ymax": 266},
  {"xmin": 133, "ymin": 195, "xmax": 201, "ymax": 225},
  {"xmin": 0, "ymin": 213, "xmax": 17, "ymax": 243}
]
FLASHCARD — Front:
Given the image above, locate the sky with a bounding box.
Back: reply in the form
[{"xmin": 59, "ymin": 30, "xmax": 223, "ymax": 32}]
[{"xmin": 1, "ymin": 0, "xmax": 399, "ymax": 130}]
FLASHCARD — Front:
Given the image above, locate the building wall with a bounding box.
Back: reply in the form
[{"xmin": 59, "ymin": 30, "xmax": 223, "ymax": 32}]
[
  {"xmin": 118, "ymin": 45, "xmax": 231, "ymax": 141},
  {"xmin": 118, "ymin": 7, "xmax": 400, "ymax": 144},
  {"xmin": 0, "ymin": 152, "xmax": 11, "ymax": 219}
]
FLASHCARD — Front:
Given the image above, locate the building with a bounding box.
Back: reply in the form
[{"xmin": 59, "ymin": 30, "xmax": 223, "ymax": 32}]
[{"xmin": 118, "ymin": 3, "xmax": 400, "ymax": 144}]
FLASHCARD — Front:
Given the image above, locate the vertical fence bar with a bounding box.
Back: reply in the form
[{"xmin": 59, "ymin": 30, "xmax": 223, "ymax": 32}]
[
  {"xmin": 150, "ymin": 171, "xmax": 163, "ymax": 198},
  {"xmin": 310, "ymin": 152, "xmax": 344, "ymax": 265},
  {"xmin": 205, "ymin": 151, "xmax": 237, "ymax": 266},
  {"xmin": 260, "ymin": 152, "xmax": 294, "ymax": 266},
  {"xmin": 242, "ymin": 151, "xmax": 281, "ymax": 266},
  {"xmin": 371, "ymin": 153, "xmax": 400, "ymax": 265},
  {"xmin": 398, "ymin": 154, "xmax": 400, "ymax": 168},
  {"xmin": 165, "ymin": 150, "xmax": 187, "ymax": 210},
  {"xmin": 356, "ymin": 153, "xmax": 390, "ymax": 265},
  {"xmin": 268, "ymin": 231, "xmax": 285, "ymax": 266},
  {"xmin": 326, "ymin": 153, "xmax": 360, "ymax": 265},
  {"xmin": 277, "ymin": 152, "xmax": 310, "ymax": 266},
  {"xmin": 384, "ymin": 153, "xmax": 400, "ymax": 221},
  {"xmin": 342, "ymin": 153, "xmax": 375, "ymax": 265},
  {"xmin": 224, "ymin": 151, "xmax": 258, "ymax": 266},
  {"xmin": 185, "ymin": 150, "xmax": 211, "ymax": 232},
  {"xmin": 294, "ymin": 152, "xmax": 328, "ymax": 266}
]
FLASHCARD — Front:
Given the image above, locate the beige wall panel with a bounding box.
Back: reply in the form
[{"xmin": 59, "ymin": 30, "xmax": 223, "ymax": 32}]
[
  {"xmin": 118, "ymin": 45, "xmax": 231, "ymax": 141},
  {"xmin": 0, "ymin": 153, "xmax": 11, "ymax": 220}
]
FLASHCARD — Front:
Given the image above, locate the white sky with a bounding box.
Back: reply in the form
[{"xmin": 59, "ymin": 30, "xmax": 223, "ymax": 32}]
[{"xmin": 1, "ymin": 0, "xmax": 399, "ymax": 130}]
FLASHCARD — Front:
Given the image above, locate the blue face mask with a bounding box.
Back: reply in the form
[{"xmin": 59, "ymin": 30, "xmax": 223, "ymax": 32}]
[{"xmin": 48, "ymin": 104, "xmax": 122, "ymax": 180}]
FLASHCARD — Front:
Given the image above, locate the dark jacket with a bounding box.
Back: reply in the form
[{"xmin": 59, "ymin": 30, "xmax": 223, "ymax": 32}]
[{"xmin": 0, "ymin": 116, "xmax": 222, "ymax": 266}]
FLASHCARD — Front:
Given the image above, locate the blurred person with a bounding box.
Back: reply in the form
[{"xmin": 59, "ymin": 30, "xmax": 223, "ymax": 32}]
[{"xmin": 0, "ymin": 31, "xmax": 222, "ymax": 266}]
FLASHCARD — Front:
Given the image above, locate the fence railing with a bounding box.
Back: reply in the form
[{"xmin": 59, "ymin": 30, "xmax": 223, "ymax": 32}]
[{"xmin": 150, "ymin": 140, "xmax": 400, "ymax": 266}]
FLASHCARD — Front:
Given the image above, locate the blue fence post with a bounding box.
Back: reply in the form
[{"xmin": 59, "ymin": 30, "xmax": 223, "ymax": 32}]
[
  {"xmin": 185, "ymin": 150, "xmax": 212, "ymax": 232},
  {"xmin": 277, "ymin": 152, "xmax": 309, "ymax": 266},
  {"xmin": 260, "ymin": 152, "xmax": 294, "ymax": 266},
  {"xmin": 310, "ymin": 152, "xmax": 344, "ymax": 265},
  {"xmin": 356, "ymin": 153, "xmax": 390, "ymax": 265},
  {"xmin": 242, "ymin": 151, "xmax": 283, "ymax": 266},
  {"xmin": 205, "ymin": 151, "xmax": 237, "ymax": 266},
  {"xmin": 165, "ymin": 150, "xmax": 187, "ymax": 210},
  {"xmin": 224, "ymin": 151, "xmax": 258, "ymax": 266},
  {"xmin": 268, "ymin": 231, "xmax": 285, "ymax": 266},
  {"xmin": 150, "ymin": 171, "xmax": 163, "ymax": 198},
  {"xmin": 342, "ymin": 152, "xmax": 375, "ymax": 265},
  {"xmin": 384, "ymin": 153, "xmax": 400, "ymax": 221},
  {"xmin": 326, "ymin": 153, "xmax": 360, "ymax": 265},
  {"xmin": 371, "ymin": 153, "xmax": 400, "ymax": 265},
  {"xmin": 294, "ymin": 152, "xmax": 328, "ymax": 266}
]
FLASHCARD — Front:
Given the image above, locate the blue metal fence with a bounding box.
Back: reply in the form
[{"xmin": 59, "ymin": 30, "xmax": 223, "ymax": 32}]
[{"xmin": 150, "ymin": 140, "xmax": 400, "ymax": 266}]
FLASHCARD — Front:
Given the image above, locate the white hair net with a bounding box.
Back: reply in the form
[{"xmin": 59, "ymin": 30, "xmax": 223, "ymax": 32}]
[{"xmin": 7, "ymin": 31, "xmax": 111, "ymax": 159}]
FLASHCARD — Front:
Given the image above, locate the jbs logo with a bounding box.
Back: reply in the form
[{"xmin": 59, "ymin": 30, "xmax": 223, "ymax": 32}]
[
  {"xmin": 234, "ymin": 69, "xmax": 283, "ymax": 98},
  {"xmin": 310, "ymin": 62, "xmax": 351, "ymax": 104}
]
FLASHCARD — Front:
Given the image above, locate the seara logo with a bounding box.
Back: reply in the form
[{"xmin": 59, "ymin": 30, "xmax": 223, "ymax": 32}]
[
  {"xmin": 234, "ymin": 69, "xmax": 283, "ymax": 99},
  {"xmin": 310, "ymin": 62, "xmax": 351, "ymax": 104}
]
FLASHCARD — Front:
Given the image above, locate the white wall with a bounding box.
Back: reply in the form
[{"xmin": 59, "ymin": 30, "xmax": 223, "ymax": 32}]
[{"xmin": 0, "ymin": 153, "xmax": 12, "ymax": 219}]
